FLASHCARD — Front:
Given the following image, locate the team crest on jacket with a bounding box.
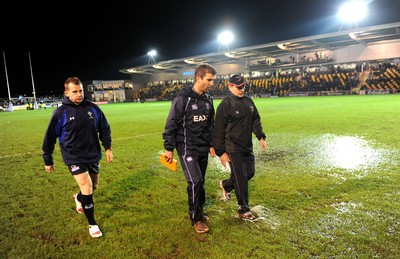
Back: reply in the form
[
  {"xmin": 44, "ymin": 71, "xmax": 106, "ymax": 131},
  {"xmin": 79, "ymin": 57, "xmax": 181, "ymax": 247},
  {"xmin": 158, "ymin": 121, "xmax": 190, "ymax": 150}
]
[
  {"xmin": 192, "ymin": 104, "xmax": 198, "ymax": 110},
  {"xmin": 88, "ymin": 111, "xmax": 93, "ymax": 119}
]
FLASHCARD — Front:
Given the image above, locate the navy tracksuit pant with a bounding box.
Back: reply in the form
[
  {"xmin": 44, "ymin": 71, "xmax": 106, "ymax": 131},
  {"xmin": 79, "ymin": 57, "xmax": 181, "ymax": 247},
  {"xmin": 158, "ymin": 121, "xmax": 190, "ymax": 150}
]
[
  {"xmin": 222, "ymin": 152, "xmax": 255, "ymax": 213},
  {"xmin": 179, "ymin": 154, "xmax": 209, "ymax": 225}
]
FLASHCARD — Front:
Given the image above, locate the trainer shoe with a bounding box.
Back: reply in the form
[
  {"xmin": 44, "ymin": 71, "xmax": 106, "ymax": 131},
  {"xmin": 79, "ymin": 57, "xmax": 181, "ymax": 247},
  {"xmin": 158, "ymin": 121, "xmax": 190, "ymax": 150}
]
[
  {"xmin": 89, "ymin": 225, "xmax": 103, "ymax": 238},
  {"xmin": 193, "ymin": 221, "xmax": 209, "ymax": 234},
  {"xmin": 219, "ymin": 180, "xmax": 232, "ymax": 201},
  {"xmin": 238, "ymin": 211, "xmax": 256, "ymax": 221},
  {"xmin": 73, "ymin": 193, "xmax": 83, "ymax": 214}
]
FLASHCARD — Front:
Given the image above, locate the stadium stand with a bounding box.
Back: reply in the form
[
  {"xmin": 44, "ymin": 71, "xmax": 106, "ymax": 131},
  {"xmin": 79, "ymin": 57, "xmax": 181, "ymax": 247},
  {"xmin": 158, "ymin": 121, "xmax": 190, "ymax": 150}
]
[
  {"xmin": 4, "ymin": 23, "xmax": 399, "ymax": 106},
  {"xmin": 84, "ymin": 22, "xmax": 400, "ymax": 102}
]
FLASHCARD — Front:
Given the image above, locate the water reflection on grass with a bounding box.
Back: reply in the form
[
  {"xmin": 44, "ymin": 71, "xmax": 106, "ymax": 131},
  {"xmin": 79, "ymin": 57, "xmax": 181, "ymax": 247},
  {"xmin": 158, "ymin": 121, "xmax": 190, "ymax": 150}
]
[
  {"xmin": 258, "ymin": 133, "xmax": 398, "ymax": 177},
  {"xmin": 309, "ymin": 134, "xmax": 386, "ymax": 171}
]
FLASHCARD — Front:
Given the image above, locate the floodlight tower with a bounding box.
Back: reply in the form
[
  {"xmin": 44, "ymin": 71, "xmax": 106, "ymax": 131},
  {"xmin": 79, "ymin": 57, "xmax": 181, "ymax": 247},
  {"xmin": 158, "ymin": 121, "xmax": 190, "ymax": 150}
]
[
  {"xmin": 218, "ymin": 31, "xmax": 234, "ymax": 52},
  {"xmin": 147, "ymin": 50, "xmax": 157, "ymax": 64},
  {"xmin": 338, "ymin": 1, "xmax": 367, "ymax": 31},
  {"xmin": 2, "ymin": 51, "xmax": 11, "ymax": 101},
  {"xmin": 28, "ymin": 52, "xmax": 38, "ymax": 109}
]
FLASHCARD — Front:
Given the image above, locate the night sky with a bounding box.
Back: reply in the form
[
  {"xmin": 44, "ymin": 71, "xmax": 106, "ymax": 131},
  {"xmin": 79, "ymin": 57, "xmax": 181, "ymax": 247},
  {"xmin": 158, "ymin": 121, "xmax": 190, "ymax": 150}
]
[{"xmin": 1, "ymin": 0, "xmax": 399, "ymax": 98}]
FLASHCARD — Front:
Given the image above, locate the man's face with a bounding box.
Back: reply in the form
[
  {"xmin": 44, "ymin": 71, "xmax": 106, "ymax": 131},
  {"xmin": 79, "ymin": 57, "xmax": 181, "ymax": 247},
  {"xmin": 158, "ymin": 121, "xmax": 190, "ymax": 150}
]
[
  {"xmin": 229, "ymin": 84, "xmax": 245, "ymax": 97},
  {"xmin": 197, "ymin": 73, "xmax": 215, "ymax": 94},
  {"xmin": 65, "ymin": 83, "xmax": 84, "ymax": 105}
]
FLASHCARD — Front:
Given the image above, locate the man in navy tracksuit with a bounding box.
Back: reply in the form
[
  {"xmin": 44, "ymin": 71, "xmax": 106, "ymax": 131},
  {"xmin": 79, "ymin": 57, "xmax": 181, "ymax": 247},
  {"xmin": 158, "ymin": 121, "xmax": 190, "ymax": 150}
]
[
  {"xmin": 42, "ymin": 77, "xmax": 113, "ymax": 238},
  {"xmin": 162, "ymin": 64, "xmax": 217, "ymax": 234},
  {"xmin": 213, "ymin": 74, "xmax": 267, "ymax": 220}
]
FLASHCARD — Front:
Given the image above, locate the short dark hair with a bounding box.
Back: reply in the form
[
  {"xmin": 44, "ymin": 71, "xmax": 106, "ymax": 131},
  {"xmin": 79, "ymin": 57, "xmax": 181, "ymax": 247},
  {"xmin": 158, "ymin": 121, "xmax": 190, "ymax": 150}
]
[
  {"xmin": 194, "ymin": 63, "xmax": 217, "ymax": 81},
  {"xmin": 64, "ymin": 77, "xmax": 82, "ymax": 91}
]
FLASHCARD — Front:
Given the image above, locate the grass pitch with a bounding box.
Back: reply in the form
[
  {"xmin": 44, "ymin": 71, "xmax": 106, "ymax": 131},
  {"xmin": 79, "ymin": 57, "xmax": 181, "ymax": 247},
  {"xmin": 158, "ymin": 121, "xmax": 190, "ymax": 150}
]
[{"xmin": 1, "ymin": 94, "xmax": 400, "ymax": 258}]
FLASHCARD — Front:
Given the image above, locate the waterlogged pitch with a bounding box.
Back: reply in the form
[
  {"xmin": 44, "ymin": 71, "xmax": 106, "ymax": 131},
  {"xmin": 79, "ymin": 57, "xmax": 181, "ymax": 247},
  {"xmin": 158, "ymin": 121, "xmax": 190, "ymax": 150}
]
[{"xmin": 1, "ymin": 94, "xmax": 400, "ymax": 258}]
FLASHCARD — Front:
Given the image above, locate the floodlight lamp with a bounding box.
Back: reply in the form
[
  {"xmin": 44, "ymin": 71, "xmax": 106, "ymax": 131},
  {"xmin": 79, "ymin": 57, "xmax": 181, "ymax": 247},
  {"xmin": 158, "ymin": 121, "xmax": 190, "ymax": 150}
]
[
  {"xmin": 147, "ymin": 50, "xmax": 157, "ymax": 64},
  {"xmin": 218, "ymin": 31, "xmax": 234, "ymax": 45},
  {"xmin": 338, "ymin": 1, "xmax": 367, "ymax": 24},
  {"xmin": 147, "ymin": 50, "xmax": 157, "ymax": 57}
]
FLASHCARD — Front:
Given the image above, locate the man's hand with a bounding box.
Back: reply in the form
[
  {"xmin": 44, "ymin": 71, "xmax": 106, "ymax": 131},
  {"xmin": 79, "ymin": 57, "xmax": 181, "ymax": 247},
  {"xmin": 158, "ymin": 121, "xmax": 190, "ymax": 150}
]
[
  {"xmin": 219, "ymin": 153, "xmax": 231, "ymax": 172},
  {"xmin": 164, "ymin": 150, "xmax": 174, "ymax": 163},
  {"xmin": 209, "ymin": 147, "xmax": 216, "ymax": 157},
  {"xmin": 260, "ymin": 138, "xmax": 267, "ymax": 152},
  {"xmin": 219, "ymin": 152, "xmax": 230, "ymax": 168},
  {"xmin": 45, "ymin": 165, "xmax": 54, "ymax": 173},
  {"xmin": 106, "ymin": 149, "xmax": 113, "ymax": 163}
]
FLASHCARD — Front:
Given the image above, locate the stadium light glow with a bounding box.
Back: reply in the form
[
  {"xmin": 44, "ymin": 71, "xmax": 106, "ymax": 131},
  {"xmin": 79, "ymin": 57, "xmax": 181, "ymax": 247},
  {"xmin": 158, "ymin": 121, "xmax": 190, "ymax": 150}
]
[
  {"xmin": 147, "ymin": 50, "xmax": 157, "ymax": 64},
  {"xmin": 217, "ymin": 31, "xmax": 233, "ymax": 52},
  {"xmin": 338, "ymin": 1, "xmax": 367, "ymax": 29},
  {"xmin": 218, "ymin": 31, "xmax": 233, "ymax": 45}
]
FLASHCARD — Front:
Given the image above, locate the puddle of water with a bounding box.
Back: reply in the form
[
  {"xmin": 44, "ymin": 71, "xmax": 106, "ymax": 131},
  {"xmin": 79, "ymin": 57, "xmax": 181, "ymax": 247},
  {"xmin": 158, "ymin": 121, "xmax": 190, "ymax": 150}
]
[
  {"xmin": 310, "ymin": 135, "xmax": 385, "ymax": 171},
  {"xmin": 257, "ymin": 133, "xmax": 398, "ymax": 176}
]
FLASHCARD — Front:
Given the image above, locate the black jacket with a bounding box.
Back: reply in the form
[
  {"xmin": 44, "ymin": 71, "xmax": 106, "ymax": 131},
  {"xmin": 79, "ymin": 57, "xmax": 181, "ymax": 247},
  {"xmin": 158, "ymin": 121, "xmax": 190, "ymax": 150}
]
[
  {"xmin": 213, "ymin": 93, "xmax": 266, "ymax": 156},
  {"xmin": 163, "ymin": 85, "xmax": 214, "ymax": 156},
  {"xmin": 42, "ymin": 96, "xmax": 112, "ymax": 165}
]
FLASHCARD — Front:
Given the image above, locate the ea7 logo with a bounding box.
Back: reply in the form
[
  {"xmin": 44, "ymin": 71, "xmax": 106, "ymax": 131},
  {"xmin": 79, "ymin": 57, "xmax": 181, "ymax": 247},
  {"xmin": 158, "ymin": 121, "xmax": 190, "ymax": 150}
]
[{"xmin": 194, "ymin": 115, "xmax": 208, "ymax": 122}]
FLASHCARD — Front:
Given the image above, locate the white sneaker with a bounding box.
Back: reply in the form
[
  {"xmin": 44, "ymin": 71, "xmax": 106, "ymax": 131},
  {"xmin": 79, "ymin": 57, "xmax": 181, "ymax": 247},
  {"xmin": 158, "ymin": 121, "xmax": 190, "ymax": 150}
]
[
  {"xmin": 73, "ymin": 193, "xmax": 83, "ymax": 214},
  {"xmin": 89, "ymin": 225, "xmax": 103, "ymax": 238}
]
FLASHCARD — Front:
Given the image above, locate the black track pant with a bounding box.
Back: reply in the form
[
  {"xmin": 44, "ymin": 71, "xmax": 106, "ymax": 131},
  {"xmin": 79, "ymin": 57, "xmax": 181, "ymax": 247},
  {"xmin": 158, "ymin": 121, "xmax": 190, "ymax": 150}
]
[
  {"xmin": 179, "ymin": 154, "xmax": 208, "ymax": 225},
  {"xmin": 223, "ymin": 152, "xmax": 255, "ymax": 213}
]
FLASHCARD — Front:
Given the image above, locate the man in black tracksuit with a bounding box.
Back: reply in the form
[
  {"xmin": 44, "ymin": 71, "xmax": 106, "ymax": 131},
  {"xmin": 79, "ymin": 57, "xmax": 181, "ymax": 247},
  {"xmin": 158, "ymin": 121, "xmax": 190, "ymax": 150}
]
[
  {"xmin": 162, "ymin": 64, "xmax": 217, "ymax": 234},
  {"xmin": 213, "ymin": 74, "xmax": 267, "ymax": 220},
  {"xmin": 42, "ymin": 77, "xmax": 113, "ymax": 238}
]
